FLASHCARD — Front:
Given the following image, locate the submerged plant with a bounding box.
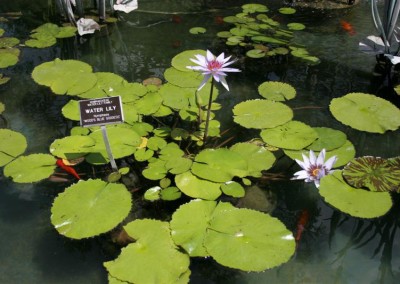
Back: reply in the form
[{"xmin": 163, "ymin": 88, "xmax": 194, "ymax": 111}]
[{"xmin": 292, "ymin": 149, "xmax": 337, "ymax": 188}]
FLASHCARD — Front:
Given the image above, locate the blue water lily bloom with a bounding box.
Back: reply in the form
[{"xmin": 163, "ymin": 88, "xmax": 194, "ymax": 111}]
[
  {"xmin": 292, "ymin": 149, "xmax": 337, "ymax": 188},
  {"xmin": 186, "ymin": 50, "xmax": 241, "ymax": 91}
]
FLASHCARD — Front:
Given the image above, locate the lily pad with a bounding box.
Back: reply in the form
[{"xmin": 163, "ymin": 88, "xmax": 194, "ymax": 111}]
[
  {"xmin": 319, "ymin": 171, "xmax": 392, "ymax": 218},
  {"xmin": 170, "ymin": 199, "xmax": 217, "ymax": 257},
  {"xmin": 61, "ymin": 99, "xmax": 80, "ymax": 121},
  {"xmin": 0, "ymin": 48, "xmax": 19, "ymax": 68},
  {"xmin": 51, "ymin": 179, "xmax": 132, "ymax": 239},
  {"xmin": 258, "ymin": 81, "xmax": 296, "ymax": 101},
  {"xmin": 204, "ymin": 202, "xmax": 295, "ymax": 271},
  {"xmin": 0, "ymin": 102, "xmax": 4, "ymax": 114},
  {"xmin": 164, "ymin": 67, "xmax": 205, "ymax": 88},
  {"xmin": 220, "ymin": 181, "xmax": 245, "ymax": 197},
  {"xmin": 79, "ymin": 72, "xmax": 127, "ymax": 99},
  {"xmin": 343, "ymin": 156, "xmax": 400, "ymax": 192},
  {"xmin": 4, "ymin": 154, "xmax": 56, "ymax": 183},
  {"xmin": 251, "ymin": 35, "xmax": 288, "ymax": 45},
  {"xmin": 330, "ymin": 93, "xmax": 400, "ymax": 133},
  {"xmin": 233, "ymin": 99, "xmax": 293, "ymax": 129},
  {"xmin": 0, "ymin": 73, "xmax": 10, "ymax": 85},
  {"xmin": 50, "ymin": 135, "xmax": 96, "ymax": 160},
  {"xmin": 189, "ymin": 27, "xmax": 206, "ymax": 34},
  {"xmin": 287, "ymin": 23, "xmax": 305, "ymax": 31},
  {"xmin": 306, "ymin": 127, "xmax": 347, "ymax": 151},
  {"xmin": 175, "ymin": 171, "xmax": 222, "ymax": 200},
  {"xmin": 0, "ymin": 129, "xmax": 27, "ymax": 166},
  {"xmin": 279, "ymin": 7, "xmax": 296, "ymax": 14},
  {"xmin": 171, "ymin": 49, "xmax": 206, "ymax": 72},
  {"xmin": 260, "ymin": 121, "xmax": 318, "ymax": 150},
  {"xmin": 104, "ymin": 219, "xmax": 190, "ymax": 284},
  {"xmin": 246, "ymin": 49, "xmax": 266, "ymax": 58},
  {"xmin": 191, "ymin": 148, "xmax": 248, "ymax": 182}
]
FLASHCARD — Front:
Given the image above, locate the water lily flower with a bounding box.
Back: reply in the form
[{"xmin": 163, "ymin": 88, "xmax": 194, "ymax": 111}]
[
  {"xmin": 292, "ymin": 149, "xmax": 337, "ymax": 188},
  {"xmin": 186, "ymin": 50, "xmax": 241, "ymax": 91},
  {"xmin": 76, "ymin": 18, "xmax": 100, "ymax": 36},
  {"xmin": 114, "ymin": 0, "xmax": 138, "ymax": 13}
]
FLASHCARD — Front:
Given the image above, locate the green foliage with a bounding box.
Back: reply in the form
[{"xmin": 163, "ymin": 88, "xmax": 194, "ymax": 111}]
[
  {"xmin": 49, "ymin": 135, "xmax": 96, "ymax": 159},
  {"xmin": 51, "ymin": 179, "xmax": 132, "ymax": 239},
  {"xmin": 258, "ymin": 81, "xmax": 296, "ymax": 101},
  {"xmin": 306, "ymin": 127, "xmax": 347, "ymax": 151},
  {"xmin": 0, "ymin": 129, "xmax": 27, "ymax": 166},
  {"xmin": 330, "ymin": 93, "xmax": 400, "ymax": 133},
  {"xmin": 104, "ymin": 219, "xmax": 190, "ymax": 283},
  {"xmin": 0, "ymin": 73, "xmax": 10, "ymax": 85},
  {"xmin": 319, "ymin": 171, "xmax": 392, "ymax": 218},
  {"xmin": 25, "ymin": 23, "xmax": 77, "ymax": 48},
  {"xmin": 0, "ymin": 48, "xmax": 19, "ymax": 68},
  {"xmin": 189, "ymin": 27, "xmax": 206, "ymax": 34},
  {"xmin": 343, "ymin": 156, "xmax": 400, "ymax": 192},
  {"xmin": 175, "ymin": 171, "xmax": 222, "ymax": 200},
  {"xmin": 4, "ymin": 154, "xmax": 56, "ymax": 183}
]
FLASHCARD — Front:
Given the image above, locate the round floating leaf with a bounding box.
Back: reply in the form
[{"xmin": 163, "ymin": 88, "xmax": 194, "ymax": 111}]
[
  {"xmin": 158, "ymin": 82, "xmax": 191, "ymax": 109},
  {"xmin": 61, "ymin": 99, "xmax": 80, "ymax": 121},
  {"xmin": 246, "ymin": 49, "xmax": 266, "ymax": 58},
  {"xmin": 221, "ymin": 181, "xmax": 245, "ymax": 197},
  {"xmin": 251, "ymin": 35, "xmax": 288, "ymax": 44},
  {"xmin": 79, "ymin": 72, "xmax": 127, "ymax": 99},
  {"xmin": 170, "ymin": 200, "xmax": 217, "ymax": 257},
  {"xmin": 258, "ymin": 81, "xmax": 296, "ymax": 101},
  {"xmin": 242, "ymin": 3, "xmax": 268, "ymax": 13},
  {"xmin": 165, "ymin": 156, "xmax": 192, "ymax": 174},
  {"xmin": 86, "ymin": 126, "xmax": 141, "ymax": 164},
  {"xmin": 134, "ymin": 148, "xmax": 154, "ymax": 162},
  {"xmin": 284, "ymin": 140, "xmax": 355, "ymax": 168},
  {"xmin": 279, "ymin": 7, "xmax": 296, "ymax": 14},
  {"xmin": 330, "ymin": 93, "xmax": 400, "ymax": 133},
  {"xmin": 132, "ymin": 91, "xmax": 162, "ymax": 115},
  {"xmin": 343, "ymin": 156, "xmax": 400, "ymax": 192},
  {"xmin": 51, "ymin": 179, "xmax": 132, "ymax": 239},
  {"xmin": 147, "ymin": 136, "xmax": 167, "ymax": 151},
  {"xmin": 50, "ymin": 135, "xmax": 96, "ymax": 160},
  {"xmin": 0, "ymin": 129, "xmax": 27, "ymax": 166},
  {"xmin": 204, "ymin": 202, "xmax": 295, "ymax": 271},
  {"xmin": 287, "ymin": 23, "xmax": 305, "ymax": 31},
  {"xmin": 0, "ymin": 37, "xmax": 19, "ymax": 48},
  {"xmin": 32, "ymin": 59, "xmax": 96, "ymax": 96},
  {"xmin": 164, "ymin": 67, "xmax": 205, "ymax": 88},
  {"xmin": 191, "ymin": 148, "xmax": 248, "ymax": 182},
  {"xmin": 306, "ymin": 127, "xmax": 347, "ymax": 151},
  {"xmin": 175, "ymin": 171, "xmax": 222, "ymax": 200},
  {"xmin": 319, "ymin": 171, "xmax": 392, "ymax": 218},
  {"xmin": 0, "ymin": 48, "xmax": 19, "ymax": 68},
  {"xmin": 171, "ymin": 49, "xmax": 206, "ymax": 72},
  {"xmin": 230, "ymin": 142, "xmax": 276, "ymax": 177},
  {"xmin": 260, "ymin": 121, "xmax": 317, "ymax": 150},
  {"xmin": 0, "ymin": 73, "xmax": 10, "ymax": 85},
  {"xmin": 233, "ymin": 99, "xmax": 293, "ymax": 129},
  {"xmin": 144, "ymin": 186, "xmax": 161, "ymax": 201},
  {"xmin": 104, "ymin": 219, "xmax": 190, "ymax": 284},
  {"xmin": 217, "ymin": 31, "xmax": 232, "ymax": 38},
  {"xmin": 54, "ymin": 26, "xmax": 77, "ymax": 38},
  {"xmin": 189, "ymin": 27, "xmax": 206, "ymax": 34},
  {"xmin": 160, "ymin": 187, "xmax": 182, "ymax": 201},
  {"xmin": 4, "ymin": 154, "xmax": 56, "ymax": 183},
  {"xmin": 25, "ymin": 34, "xmax": 57, "ymax": 48},
  {"xmin": 0, "ymin": 102, "xmax": 4, "ymax": 114}
]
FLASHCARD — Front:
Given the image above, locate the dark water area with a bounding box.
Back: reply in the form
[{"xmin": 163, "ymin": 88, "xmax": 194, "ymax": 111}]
[{"xmin": 1, "ymin": 0, "xmax": 400, "ymax": 283}]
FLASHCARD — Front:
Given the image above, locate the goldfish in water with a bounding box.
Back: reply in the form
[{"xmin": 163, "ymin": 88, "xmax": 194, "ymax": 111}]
[
  {"xmin": 340, "ymin": 20, "xmax": 356, "ymax": 36},
  {"xmin": 56, "ymin": 159, "xmax": 81, "ymax": 180},
  {"xmin": 295, "ymin": 209, "xmax": 310, "ymax": 248}
]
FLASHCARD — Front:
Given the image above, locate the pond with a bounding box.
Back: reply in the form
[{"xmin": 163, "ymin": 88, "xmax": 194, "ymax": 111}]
[{"xmin": 1, "ymin": 0, "xmax": 400, "ymax": 283}]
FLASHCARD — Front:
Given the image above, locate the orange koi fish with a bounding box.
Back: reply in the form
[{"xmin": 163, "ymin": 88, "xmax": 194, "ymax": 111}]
[
  {"xmin": 340, "ymin": 20, "xmax": 356, "ymax": 36},
  {"xmin": 56, "ymin": 159, "xmax": 80, "ymax": 180},
  {"xmin": 295, "ymin": 209, "xmax": 310, "ymax": 248},
  {"xmin": 214, "ymin": 15, "xmax": 224, "ymax": 25}
]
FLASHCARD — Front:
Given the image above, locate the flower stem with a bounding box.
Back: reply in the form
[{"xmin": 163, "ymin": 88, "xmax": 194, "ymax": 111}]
[{"xmin": 203, "ymin": 77, "xmax": 214, "ymax": 142}]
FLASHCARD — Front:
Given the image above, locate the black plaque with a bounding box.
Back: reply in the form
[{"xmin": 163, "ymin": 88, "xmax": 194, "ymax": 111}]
[{"xmin": 79, "ymin": 96, "xmax": 124, "ymax": 127}]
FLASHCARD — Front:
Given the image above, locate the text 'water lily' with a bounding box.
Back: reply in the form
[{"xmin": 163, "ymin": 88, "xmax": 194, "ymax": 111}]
[
  {"xmin": 292, "ymin": 149, "xmax": 337, "ymax": 188},
  {"xmin": 186, "ymin": 50, "xmax": 241, "ymax": 91}
]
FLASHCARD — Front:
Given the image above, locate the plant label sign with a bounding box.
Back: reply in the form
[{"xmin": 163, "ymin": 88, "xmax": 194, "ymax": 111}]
[{"xmin": 79, "ymin": 96, "xmax": 124, "ymax": 127}]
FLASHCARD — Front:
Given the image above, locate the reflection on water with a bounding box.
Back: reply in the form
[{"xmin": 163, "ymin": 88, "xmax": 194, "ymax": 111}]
[{"xmin": 1, "ymin": 1, "xmax": 400, "ymax": 283}]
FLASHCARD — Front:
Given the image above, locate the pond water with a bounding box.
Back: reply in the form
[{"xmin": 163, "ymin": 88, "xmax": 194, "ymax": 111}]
[{"xmin": 1, "ymin": 0, "xmax": 400, "ymax": 283}]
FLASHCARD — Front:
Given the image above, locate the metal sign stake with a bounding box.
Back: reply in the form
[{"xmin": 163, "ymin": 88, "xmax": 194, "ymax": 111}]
[{"xmin": 101, "ymin": 125, "xmax": 118, "ymax": 172}]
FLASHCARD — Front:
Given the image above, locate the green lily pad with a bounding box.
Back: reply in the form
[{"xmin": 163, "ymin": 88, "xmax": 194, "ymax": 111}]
[
  {"xmin": 144, "ymin": 186, "xmax": 162, "ymax": 201},
  {"xmin": 260, "ymin": 121, "xmax": 318, "ymax": 150},
  {"xmin": 0, "ymin": 37, "xmax": 19, "ymax": 48},
  {"xmin": 251, "ymin": 36, "xmax": 288, "ymax": 44},
  {"xmin": 0, "ymin": 129, "xmax": 27, "ymax": 166},
  {"xmin": 191, "ymin": 148, "xmax": 248, "ymax": 183},
  {"xmin": 147, "ymin": 136, "xmax": 167, "ymax": 151},
  {"xmin": 279, "ymin": 7, "xmax": 296, "ymax": 14},
  {"xmin": 159, "ymin": 83, "xmax": 191, "ymax": 109},
  {"xmin": 306, "ymin": 127, "xmax": 347, "ymax": 151},
  {"xmin": 220, "ymin": 181, "xmax": 245, "ymax": 197},
  {"xmin": 86, "ymin": 126, "xmax": 141, "ymax": 164},
  {"xmin": 204, "ymin": 202, "xmax": 295, "ymax": 271},
  {"xmin": 164, "ymin": 67, "xmax": 205, "ymax": 88},
  {"xmin": 175, "ymin": 171, "xmax": 222, "ymax": 200},
  {"xmin": 25, "ymin": 33, "xmax": 57, "ymax": 48},
  {"xmin": 242, "ymin": 3, "xmax": 268, "ymax": 13},
  {"xmin": 0, "ymin": 48, "xmax": 19, "ymax": 68},
  {"xmin": 160, "ymin": 187, "xmax": 182, "ymax": 201},
  {"xmin": 61, "ymin": 99, "xmax": 80, "ymax": 121},
  {"xmin": 330, "ymin": 93, "xmax": 400, "ymax": 133},
  {"xmin": 0, "ymin": 73, "xmax": 10, "ymax": 85},
  {"xmin": 287, "ymin": 23, "xmax": 305, "ymax": 31},
  {"xmin": 51, "ymin": 179, "xmax": 132, "ymax": 239},
  {"xmin": 104, "ymin": 219, "xmax": 190, "ymax": 284},
  {"xmin": 230, "ymin": 142, "xmax": 276, "ymax": 177},
  {"xmin": 170, "ymin": 199, "xmax": 217, "ymax": 257},
  {"xmin": 343, "ymin": 156, "xmax": 400, "ymax": 192},
  {"xmin": 112, "ymin": 82, "xmax": 147, "ymax": 103},
  {"xmin": 32, "ymin": 59, "xmax": 96, "ymax": 96},
  {"xmin": 4, "ymin": 154, "xmax": 56, "ymax": 183},
  {"xmin": 50, "ymin": 135, "xmax": 96, "ymax": 159},
  {"xmin": 189, "ymin": 27, "xmax": 206, "ymax": 34},
  {"xmin": 132, "ymin": 91, "xmax": 162, "ymax": 115},
  {"xmin": 78, "ymin": 72, "xmax": 127, "ymax": 99},
  {"xmin": 0, "ymin": 102, "xmax": 4, "ymax": 114},
  {"xmin": 284, "ymin": 140, "xmax": 355, "ymax": 168},
  {"xmin": 258, "ymin": 81, "xmax": 296, "ymax": 101},
  {"xmin": 142, "ymin": 159, "xmax": 168, "ymax": 180},
  {"xmin": 319, "ymin": 171, "xmax": 392, "ymax": 218},
  {"xmin": 233, "ymin": 99, "xmax": 293, "ymax": 129},
  {"xmin": 171, "ymin": 49, "xmax": 206, "ymax": 72},
  {"xmin": 246, "ymin": 49, "xmax": 266, "ymax": 58},
  {"xmin": 134, "ymin": 148, "xmax": 154, "ymax": 161}
]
